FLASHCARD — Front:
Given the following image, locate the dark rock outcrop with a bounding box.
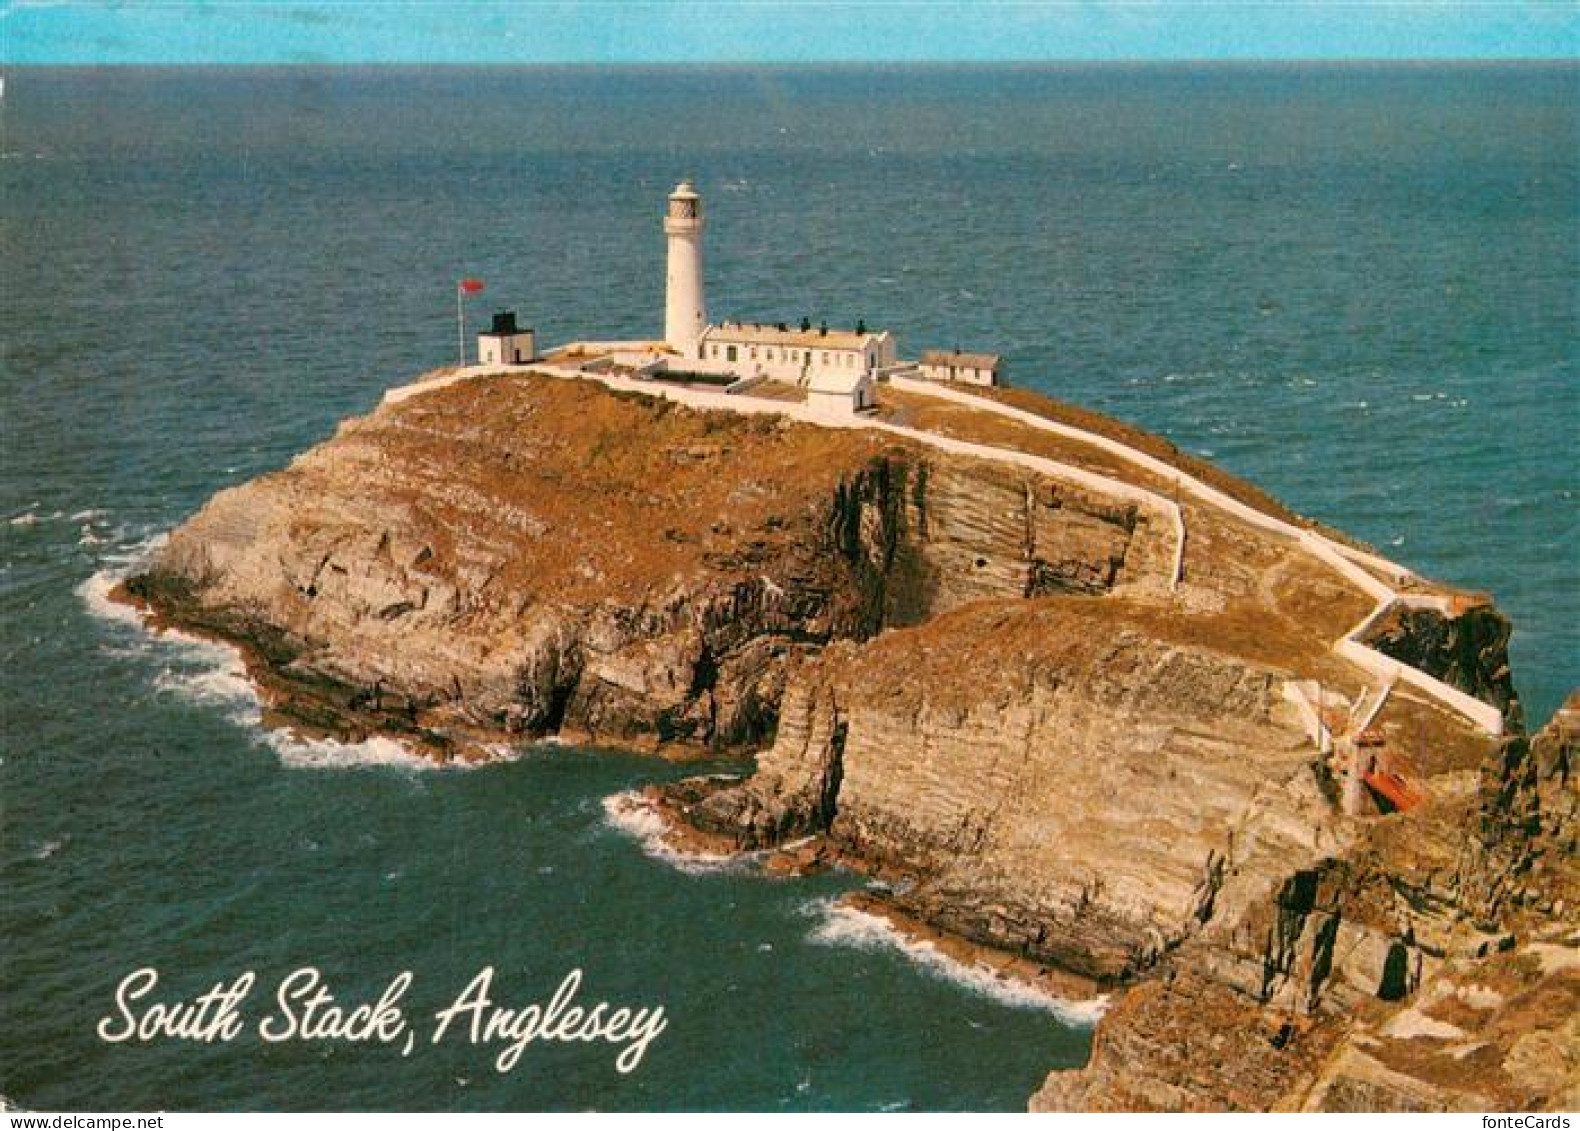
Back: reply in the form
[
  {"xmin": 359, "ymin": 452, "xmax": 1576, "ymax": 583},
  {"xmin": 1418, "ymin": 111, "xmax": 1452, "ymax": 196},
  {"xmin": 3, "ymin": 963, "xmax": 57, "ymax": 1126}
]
[{"xmin": 1366, "ymin": 601, "xmax": 1522, "ymax": 728}]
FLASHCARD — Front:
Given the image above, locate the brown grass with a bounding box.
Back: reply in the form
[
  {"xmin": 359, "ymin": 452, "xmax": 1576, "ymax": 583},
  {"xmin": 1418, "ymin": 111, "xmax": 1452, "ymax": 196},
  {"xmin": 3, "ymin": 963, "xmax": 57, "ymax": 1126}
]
[{"xmin": 953, "ymin": 383, "xmax": 1383, "ymax": 555}]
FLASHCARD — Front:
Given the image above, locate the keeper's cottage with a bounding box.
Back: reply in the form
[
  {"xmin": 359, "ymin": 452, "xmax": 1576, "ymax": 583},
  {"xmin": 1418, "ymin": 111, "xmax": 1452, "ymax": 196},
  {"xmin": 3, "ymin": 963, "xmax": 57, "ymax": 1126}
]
[{"xmin": 482, "ymin": 181, "xmax": 1001, "ymax": 415}]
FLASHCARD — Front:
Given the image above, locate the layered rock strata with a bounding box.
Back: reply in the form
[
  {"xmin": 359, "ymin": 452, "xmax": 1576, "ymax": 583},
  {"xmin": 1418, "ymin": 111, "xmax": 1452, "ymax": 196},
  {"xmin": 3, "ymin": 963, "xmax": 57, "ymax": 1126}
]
[{"xmin": 124, "ymin": 369, "xmax": 1572, "ymax": 1111}]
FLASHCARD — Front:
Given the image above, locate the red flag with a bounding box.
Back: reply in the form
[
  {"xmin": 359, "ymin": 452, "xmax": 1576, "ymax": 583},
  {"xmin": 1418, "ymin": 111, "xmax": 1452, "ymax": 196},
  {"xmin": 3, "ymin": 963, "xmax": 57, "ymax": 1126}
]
[{"xmin": 459, "ymin": 278, "xmax": 485, "ymax": 294}]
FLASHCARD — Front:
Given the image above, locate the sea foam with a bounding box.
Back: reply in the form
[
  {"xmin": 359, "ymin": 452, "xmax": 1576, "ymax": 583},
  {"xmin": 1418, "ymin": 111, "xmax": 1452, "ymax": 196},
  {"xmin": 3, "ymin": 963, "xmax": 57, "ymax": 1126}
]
[
  {"xmin": 599, "ymin": 790, "xmax": 753, "ymax": 876},
  {"xmin": 266, "ymin": 730, "xmax": 426, "ymax": 771},
  {"xmin": 804, "ymin": 896, "xmax": 1108, "ymax": 1024},
  {"xmin": 76, "ymin": 533, "xmax": 433, "ymax": 772}
]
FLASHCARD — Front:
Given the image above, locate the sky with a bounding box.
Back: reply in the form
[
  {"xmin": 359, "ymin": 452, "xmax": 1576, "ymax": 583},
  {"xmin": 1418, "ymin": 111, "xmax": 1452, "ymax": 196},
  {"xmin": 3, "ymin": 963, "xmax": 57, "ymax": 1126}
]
[{"xmin": 2, "ymin": 1, "xmax": 1576, "ymax": 66}]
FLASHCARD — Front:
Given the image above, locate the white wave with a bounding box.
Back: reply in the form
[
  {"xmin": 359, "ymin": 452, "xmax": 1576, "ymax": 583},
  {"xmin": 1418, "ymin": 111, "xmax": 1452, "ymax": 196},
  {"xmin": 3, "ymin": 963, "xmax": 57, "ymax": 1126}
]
[
  {"xmin": 69, "ymin": 508, "xmax": 107, "ymax": 522},
  {"xmin": 600, "ymin": 790, "xmax": 750, "ymax": 875},
  {"xmin": 473, "ymin": 741, "xmax": 528, "ymax": 763},
  {"xmin": 804, "ymin": 897, "xmax": 1108, "ymax": 1024},
  {"xmin": 81, "ymin": 560, "xmax": 265, "ymax": 732},
  {"xmin": 7, "ymin": 506, "xmax": 63, "ymax": 527},
  {"xmin": 77, "ymin": 531, "xmax": 435, "ymax": 772},
  {"xmin": 151, "ymin": 645, "xmax": 259, "ymax": 728},
  {"xmin": 30, "ymin": 837, "xmax": 67, "ymax": 861},
  {"xmin": 75, "ymin": 566, "xmax": 152, "ymax": 632},
  {"xmin": 266, "ymin": 729, "xmax": 428, "ymax": 771}
]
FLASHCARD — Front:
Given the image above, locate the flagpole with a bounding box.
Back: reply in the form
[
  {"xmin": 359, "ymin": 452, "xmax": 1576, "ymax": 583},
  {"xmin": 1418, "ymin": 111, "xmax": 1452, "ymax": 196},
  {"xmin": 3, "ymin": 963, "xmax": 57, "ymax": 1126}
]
[{"xmin": 456, "ymin": 278, "xmax": 483, "ymax": 366}]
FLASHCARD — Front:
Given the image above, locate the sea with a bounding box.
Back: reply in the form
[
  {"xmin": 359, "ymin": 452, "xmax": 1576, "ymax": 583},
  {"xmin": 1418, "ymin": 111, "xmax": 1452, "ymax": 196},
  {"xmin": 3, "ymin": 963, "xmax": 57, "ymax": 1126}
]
[{"xmin": 1, "ymin": 64, "xmax": 1575, "ymax": 1112}]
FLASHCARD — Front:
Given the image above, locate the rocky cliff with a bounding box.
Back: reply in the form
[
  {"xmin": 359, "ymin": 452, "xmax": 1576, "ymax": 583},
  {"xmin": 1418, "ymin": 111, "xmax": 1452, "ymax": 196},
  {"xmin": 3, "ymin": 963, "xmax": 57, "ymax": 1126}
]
[
  {"xmin": 1032, "ymin": 695, "xmax": 1578, "ymax": 1112},
  {"xmin": 124, "ymin": 368, "xmax": 1575, "ymax": 1111}
]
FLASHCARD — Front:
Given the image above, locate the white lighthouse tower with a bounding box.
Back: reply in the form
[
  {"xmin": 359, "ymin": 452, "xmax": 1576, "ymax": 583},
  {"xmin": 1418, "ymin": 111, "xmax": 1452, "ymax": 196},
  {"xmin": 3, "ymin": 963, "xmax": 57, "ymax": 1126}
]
[{"xmin": 663, "ymin": 180, "xmax": 707, "ymax": 358}]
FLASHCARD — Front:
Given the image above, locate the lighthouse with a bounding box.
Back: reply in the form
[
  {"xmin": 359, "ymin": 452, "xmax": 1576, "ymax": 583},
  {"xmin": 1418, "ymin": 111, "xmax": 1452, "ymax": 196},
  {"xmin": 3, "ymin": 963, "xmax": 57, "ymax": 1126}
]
[{"xmin": 663, "ymin": 180, "xmax": 707, "ymax": 358}]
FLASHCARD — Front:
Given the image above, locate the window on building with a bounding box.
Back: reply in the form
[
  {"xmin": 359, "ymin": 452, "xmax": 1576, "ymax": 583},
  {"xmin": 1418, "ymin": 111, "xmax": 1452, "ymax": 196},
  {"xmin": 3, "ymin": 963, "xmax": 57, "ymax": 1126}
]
[{"xmin": 726, "ymin": 346, "xmax": 737, "ymax": 362}]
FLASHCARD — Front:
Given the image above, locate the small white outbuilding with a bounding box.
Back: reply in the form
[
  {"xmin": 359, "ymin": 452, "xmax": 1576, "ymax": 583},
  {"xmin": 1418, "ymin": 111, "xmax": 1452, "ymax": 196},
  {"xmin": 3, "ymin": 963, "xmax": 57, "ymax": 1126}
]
[
  {"xmin": 918, "ymin": 349, "xmax": 1002, "ymax": 387},
  {"xmin": 477, "ymin": 310, "xmax": 536, "ymax": 366},
  {"xmin": 805, "ymin": 363, "xmax": 876, "ymax": 418}
]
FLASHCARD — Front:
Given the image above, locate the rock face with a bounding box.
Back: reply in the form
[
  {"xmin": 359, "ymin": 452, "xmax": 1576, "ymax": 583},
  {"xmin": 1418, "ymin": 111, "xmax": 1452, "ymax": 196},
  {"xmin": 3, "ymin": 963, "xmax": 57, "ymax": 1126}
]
[
  {"xmin": 1366, "ymin": 601, "xmax": 1522, "ymax": 728},
  {"xmin": 674, "ymin": 599, "xmax": 1343, "ymax": 981},
  {"xmin": 130, "ymin": 372, "xmax": 1160, "ymax": 756},
  {"xmin": 1031, "ymin": 696, "xmax": 1580, "ymax": 1112},
  {"xmin": 129, "ymin": 369, "xmax": 1572, "ymax": 1111}
]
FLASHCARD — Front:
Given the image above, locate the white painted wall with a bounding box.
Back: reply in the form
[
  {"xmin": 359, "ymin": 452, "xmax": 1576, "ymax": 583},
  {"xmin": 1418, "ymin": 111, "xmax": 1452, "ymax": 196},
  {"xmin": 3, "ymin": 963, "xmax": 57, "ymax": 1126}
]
[
  {"xmin": 695, "ymin": 330, "xmax": 896, "ymax": 389},
  {"xmin": 478, "ymin": 331, "xmax": 536, "ymax": 366},
  {"xmin": 890, "ymin": 375, "xmax": 1503, "ymax": 737},
  {"xmin": 920, "ymin": 361, "xmax": 997, "ymax": 386}
]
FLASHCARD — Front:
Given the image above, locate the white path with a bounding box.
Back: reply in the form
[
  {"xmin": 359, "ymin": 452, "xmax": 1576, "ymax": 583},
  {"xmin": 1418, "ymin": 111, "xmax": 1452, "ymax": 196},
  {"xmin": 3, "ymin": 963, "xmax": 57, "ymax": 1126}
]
[
  {"xmin": 385, "ymin": 363, "xmax": 1503, "ymax": 738},
  {"xmin": 891, "ymin": 378, "xmax": 1503, "ymax": 737}
]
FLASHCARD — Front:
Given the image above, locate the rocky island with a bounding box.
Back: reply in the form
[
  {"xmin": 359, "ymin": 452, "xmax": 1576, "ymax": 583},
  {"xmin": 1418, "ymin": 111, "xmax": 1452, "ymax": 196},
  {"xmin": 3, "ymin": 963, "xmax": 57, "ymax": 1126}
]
[
  {"xmin": 116, "ymin": 360, "xmax": 1576, "ymax": 1112},
  {"xmin": 112, "ymin": 167, "xmax": 1576, "ymax": 1117}
]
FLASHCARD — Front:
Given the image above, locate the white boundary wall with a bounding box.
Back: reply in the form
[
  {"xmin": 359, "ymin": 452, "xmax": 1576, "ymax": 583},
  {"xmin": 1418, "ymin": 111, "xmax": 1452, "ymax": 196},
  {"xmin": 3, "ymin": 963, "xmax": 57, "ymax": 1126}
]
[
  {"xmin": 1280, "ymin": 681, "xmax": 1333, "ymax": 756},
  {"xmin": 887, "ymin": 378, "xmax": 1502, "ymax": 736},
  {"xmin": 383, "ymin": 364, "xmax": 1503, "ymax": 737}
]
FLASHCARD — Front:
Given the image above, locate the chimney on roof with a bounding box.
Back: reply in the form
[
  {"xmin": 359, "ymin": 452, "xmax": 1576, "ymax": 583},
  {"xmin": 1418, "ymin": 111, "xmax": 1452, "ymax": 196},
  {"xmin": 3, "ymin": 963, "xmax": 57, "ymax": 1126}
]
[
  {"xmin": 777, "ymin": 321, "xmax": 787, "ymax": 332},
  {"xmin": 800, "ymin": 316, "xmax": 812, "ymax": 332},
  {"xmin": 856, "ymin": 318, "xmax": 867, "ymax": 335},
  {"xmin": 819, "ymin": 320, "xmax": 828, "ymax": 336}
]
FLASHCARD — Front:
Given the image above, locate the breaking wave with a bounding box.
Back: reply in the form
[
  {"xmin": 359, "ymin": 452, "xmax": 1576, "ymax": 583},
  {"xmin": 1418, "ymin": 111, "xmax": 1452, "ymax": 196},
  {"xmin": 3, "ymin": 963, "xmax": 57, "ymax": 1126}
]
[
  {"xmin": 265, "ymin": 730, "xmax": 426, "ymax": 771},
  {"xmin": 75, "ymin": 534, "xmax": 433, "ymax": 772},
  {"xmin": 599, "ymin": 789, "xmax": 755, "ymax": 875},
  {"xmin": 804, "ymin": 897, "xmax": 1109, "ymax": 1024}
]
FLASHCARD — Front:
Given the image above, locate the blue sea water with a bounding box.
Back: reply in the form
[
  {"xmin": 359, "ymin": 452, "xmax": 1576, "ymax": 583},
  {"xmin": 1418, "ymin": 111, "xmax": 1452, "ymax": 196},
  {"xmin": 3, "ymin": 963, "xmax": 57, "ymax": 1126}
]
[{"xmin": 1, "ymin": 64, "xmax": 1576, "ymax": 1111}]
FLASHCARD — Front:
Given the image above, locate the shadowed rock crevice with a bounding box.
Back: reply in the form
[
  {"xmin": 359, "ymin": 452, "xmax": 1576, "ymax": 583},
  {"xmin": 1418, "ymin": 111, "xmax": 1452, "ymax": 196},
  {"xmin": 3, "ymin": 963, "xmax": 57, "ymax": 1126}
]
[{"xmin": 1364, "ymin": 602, "xmax": 1521, "ymax": 728}]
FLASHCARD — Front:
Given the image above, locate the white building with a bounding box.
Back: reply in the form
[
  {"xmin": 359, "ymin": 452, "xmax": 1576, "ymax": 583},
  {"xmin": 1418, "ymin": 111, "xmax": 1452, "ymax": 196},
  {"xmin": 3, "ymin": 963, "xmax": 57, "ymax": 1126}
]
[
  {"xmin": 695, "ymin": 320, "xmax": 895, "ymax": 386},
  {"xmin": 477, "ymin": 310, "xmax": 536, "ymax": 366},
  {"xmin": 658, "ymin": 182, "xmax": 893, "ymax": 415},
  {"xmin": 918, "ymin": 349, "xmax": 1002, "ymax": 387},
  {"xmin": 806, "ymin": 361, "xmax": 876, "ymax": 417},
  {"xmin": 663, "ymin": 181, "xmax": 707, "ymax": 358}
]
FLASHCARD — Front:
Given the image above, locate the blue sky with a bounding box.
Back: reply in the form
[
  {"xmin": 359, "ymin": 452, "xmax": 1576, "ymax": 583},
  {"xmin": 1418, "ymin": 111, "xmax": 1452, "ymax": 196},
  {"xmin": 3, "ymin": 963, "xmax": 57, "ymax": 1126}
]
[{"xmin": 3, "ymin": 2, "xmax": 1576, "ymax": 65}]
